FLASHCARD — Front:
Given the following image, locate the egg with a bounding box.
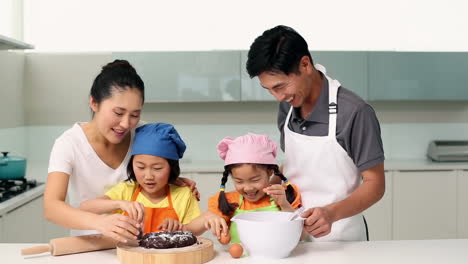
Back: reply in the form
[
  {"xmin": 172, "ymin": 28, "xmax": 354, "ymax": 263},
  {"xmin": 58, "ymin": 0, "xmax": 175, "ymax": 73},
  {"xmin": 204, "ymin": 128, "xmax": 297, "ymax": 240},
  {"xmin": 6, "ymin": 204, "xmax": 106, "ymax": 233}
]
[
  {"xmin": 229, "ymin": 243, "xmax": 243, "ymax": 258},
  {"xmin": 218, "ymin": 232, "xmax": 231, "ymax": 245}
]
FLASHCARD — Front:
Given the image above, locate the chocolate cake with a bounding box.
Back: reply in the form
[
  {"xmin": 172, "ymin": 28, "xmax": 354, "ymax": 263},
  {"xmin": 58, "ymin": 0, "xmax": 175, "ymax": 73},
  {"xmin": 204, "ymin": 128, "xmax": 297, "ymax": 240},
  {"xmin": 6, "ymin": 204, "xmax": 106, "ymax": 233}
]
[{"xmin": 139, "ymin": 231, "xmax": 197, "ymax": 249}]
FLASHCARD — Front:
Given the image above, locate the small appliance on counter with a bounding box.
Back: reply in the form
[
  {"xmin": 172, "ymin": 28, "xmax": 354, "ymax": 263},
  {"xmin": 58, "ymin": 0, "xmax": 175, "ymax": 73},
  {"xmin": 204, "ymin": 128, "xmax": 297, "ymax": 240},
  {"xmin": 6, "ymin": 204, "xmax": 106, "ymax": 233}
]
[{"xmin": 427, "ymin": 140, "xmax": 468, "ymax": 162}]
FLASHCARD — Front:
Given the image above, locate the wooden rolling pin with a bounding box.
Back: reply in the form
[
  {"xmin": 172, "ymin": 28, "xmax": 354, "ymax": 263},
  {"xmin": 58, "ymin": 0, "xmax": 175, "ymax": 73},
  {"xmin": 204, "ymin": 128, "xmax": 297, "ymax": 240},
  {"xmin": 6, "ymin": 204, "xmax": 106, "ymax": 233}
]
[{"xmin": 21, "ymin": 234, "xmax": 117, "ymax": 256}]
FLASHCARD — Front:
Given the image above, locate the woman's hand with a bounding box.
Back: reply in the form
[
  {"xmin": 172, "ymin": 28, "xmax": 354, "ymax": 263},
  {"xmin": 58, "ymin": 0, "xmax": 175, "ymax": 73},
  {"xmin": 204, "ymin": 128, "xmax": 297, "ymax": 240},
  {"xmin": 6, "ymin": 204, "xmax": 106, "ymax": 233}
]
[
  {"xmin": 263, "ymin": 184, "xmax": 291, "ymax": 210},
  {"xmin": 204, "ymin": 214, "xmax": 229, "ymax": 239},
  {"xmin": 174, "ymin": 177, "xmax": 200, "ymax": 201},
  {"xmin": 94, "ymin": 214, "xmax": 141, "ymax": 243},
  {"xmin": 158, "ymin": 218, "xmax": 184, "ymax": 231},
  {"xmin": 119, "ymin": 200, "xmax": 145, "ymax": 224}
]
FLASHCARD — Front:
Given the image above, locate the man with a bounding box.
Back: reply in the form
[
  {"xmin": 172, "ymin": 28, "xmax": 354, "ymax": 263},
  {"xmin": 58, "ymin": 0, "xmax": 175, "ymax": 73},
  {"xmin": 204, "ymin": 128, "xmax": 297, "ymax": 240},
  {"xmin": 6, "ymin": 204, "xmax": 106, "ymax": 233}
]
[{"xmin": 246, "ymin": 25, "xmax": 385, "ymax": 241}]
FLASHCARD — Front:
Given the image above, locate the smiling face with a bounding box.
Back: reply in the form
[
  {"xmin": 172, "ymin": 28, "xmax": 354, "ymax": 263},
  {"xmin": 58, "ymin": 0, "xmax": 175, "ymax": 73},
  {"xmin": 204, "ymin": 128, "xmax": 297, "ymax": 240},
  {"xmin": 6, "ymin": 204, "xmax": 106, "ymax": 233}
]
[
  {"xmin": 133, "ymin": 154, "xmax": 171, "ymax": 197},
  {"xmin": 257, "ymin": 56, "xmax": 313, "ymax": 108},
  {"xmin": 231, "ymin": 164, "xmax": 273, "ymax": 202},
  {"xmin": 90, "ymin": 87, "xmax": 143, "ymax": 144}
]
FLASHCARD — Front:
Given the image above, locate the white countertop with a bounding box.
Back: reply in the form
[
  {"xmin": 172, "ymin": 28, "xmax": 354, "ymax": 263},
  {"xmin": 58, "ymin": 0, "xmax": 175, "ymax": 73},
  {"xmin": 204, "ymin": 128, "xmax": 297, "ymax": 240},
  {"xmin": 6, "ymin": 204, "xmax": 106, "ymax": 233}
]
[
  {"xmin": 0, "ymin": 184, "xmax": 45, "ymax": 216},
  {"xmin": 5, "ymin": 239, "xmax": 468, "ymax": 264},
  {"xmin": 385, "ymin": 158, "xmax": 468, "ymax": 171}
]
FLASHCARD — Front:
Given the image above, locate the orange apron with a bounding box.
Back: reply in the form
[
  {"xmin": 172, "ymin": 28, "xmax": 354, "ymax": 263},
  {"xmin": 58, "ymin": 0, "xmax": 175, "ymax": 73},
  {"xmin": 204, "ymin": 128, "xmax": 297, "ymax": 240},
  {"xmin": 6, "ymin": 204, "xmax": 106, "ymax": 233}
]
[{"xmin": 125, "ymin": 185, "xmax": 180, "ymax": 233}]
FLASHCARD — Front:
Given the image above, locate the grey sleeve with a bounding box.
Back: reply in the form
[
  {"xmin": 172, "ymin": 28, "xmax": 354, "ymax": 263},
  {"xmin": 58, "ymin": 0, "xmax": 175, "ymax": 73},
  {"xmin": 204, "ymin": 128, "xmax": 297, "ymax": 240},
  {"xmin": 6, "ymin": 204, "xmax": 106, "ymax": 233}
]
[
  {"xmin": 277, "ymin": 102, "xmax": 289, "ymax": 152},
  {"xmin": 346, "ymin": 104, "xmax": 385, "ymax": 171}
]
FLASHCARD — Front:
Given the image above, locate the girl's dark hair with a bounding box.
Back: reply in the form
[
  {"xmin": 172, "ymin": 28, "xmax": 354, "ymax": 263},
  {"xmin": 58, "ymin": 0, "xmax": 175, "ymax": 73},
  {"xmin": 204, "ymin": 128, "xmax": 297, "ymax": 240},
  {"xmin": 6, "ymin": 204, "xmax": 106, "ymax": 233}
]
[
  {"xmin": 218, "ymin": 163, "xmax": 296, "ymax": 217},
  {"xmin": 246, "ymin": 25, "xmax": 313, "ymax": 78},
  {"xmin": 90, "ymin": 59, "xmax": 145, "ymax": 106},
  {"xmin": 126, "ymin": 156, "xmax": 180, "ymax": 184}
]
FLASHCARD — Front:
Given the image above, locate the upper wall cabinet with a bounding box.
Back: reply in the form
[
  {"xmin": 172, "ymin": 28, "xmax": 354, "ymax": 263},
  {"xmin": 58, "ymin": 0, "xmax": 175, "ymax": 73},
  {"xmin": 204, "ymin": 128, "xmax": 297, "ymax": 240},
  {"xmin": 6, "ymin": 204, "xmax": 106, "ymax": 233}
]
[
  {"xmin": 240, "ymin": 51, "xmax": 272, "ymax": 101},
  {"xmin": 369, "ymin": 52, "xmax": 468, "ymax": 100},
  {"xmin": 312, "ymin": 51, "xmax": 368, "ymax": 99},
  {"xmin": 0, "ymin": 35, "xmax": 33, "ymax": 50},
  {"xmin": 113, "ymin": 51, "xmax": 241, "ymax": 102},
  {"xmin": 240, "ymin": 51, "xmax": 368, "ymax": 101}
]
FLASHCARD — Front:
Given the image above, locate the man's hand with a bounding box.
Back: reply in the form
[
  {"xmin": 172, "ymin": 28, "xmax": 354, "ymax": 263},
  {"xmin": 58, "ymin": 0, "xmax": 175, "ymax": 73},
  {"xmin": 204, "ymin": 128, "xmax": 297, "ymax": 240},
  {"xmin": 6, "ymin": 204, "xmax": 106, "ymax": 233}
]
[{"xmin": 301, "ymin": 207, "xmax": 334, "ymax": 238}]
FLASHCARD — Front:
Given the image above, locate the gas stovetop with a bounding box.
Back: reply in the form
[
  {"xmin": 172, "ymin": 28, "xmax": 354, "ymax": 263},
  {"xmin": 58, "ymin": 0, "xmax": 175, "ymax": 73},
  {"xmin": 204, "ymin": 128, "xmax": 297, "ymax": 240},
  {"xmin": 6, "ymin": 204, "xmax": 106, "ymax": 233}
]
[{"xmin": 0, "ymin": 179, "xmax": 42, "ymax": 203}]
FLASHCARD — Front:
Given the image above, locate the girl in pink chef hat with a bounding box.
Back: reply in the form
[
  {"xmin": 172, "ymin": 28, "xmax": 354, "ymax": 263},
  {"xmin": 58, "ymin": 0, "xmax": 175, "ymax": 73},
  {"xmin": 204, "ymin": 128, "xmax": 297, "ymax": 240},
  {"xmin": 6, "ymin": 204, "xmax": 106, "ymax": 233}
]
[{"xmin": 186, "ymin": 133, "xmax": 305, "ymax": 244}]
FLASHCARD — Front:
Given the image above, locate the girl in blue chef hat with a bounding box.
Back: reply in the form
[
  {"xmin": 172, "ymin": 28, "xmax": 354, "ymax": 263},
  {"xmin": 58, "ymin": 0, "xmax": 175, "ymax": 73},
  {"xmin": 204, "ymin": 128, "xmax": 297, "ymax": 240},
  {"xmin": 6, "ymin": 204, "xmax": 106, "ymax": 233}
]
[{"xmin": 80, "ymin": 123, "xmax": 201, "ymax": 238}]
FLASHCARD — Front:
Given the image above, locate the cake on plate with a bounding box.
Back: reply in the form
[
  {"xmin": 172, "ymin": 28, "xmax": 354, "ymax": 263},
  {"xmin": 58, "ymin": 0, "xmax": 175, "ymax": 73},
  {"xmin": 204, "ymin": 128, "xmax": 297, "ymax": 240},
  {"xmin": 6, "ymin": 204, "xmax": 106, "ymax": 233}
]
[{"xmin": 139, "ymin": 231, "xmax": 197, "ymax": 249}]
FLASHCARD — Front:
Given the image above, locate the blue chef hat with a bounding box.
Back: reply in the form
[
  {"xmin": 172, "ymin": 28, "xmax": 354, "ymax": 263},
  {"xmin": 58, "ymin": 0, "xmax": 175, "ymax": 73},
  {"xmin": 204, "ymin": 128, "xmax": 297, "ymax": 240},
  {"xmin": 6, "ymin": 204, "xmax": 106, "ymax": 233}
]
[{"xmin": 131, "ymin": 123, "xmax": 186, "ymax": 160}]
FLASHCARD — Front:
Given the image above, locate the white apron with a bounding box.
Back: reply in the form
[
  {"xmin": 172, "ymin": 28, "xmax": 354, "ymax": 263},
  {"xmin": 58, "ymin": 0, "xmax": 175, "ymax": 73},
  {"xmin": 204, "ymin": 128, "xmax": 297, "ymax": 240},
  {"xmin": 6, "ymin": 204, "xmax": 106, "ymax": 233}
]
[{"xmin": 283, "ymin": 64, "xmax": 367, "ymax": 241}]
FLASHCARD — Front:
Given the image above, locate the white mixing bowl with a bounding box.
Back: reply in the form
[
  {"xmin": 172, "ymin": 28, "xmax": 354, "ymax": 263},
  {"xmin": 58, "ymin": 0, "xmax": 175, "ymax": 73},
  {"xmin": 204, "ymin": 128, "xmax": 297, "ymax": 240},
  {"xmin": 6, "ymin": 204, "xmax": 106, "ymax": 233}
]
[{"xmin": 231, "ymin": 211, "xmax": 304, "ymax": 258}]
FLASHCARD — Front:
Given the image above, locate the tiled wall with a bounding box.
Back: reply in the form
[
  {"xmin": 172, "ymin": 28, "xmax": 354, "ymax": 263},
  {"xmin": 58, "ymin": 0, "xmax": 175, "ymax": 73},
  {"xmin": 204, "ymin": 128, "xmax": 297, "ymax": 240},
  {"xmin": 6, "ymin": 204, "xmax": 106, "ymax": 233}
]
[
  {"xmin": 0, "ymin": 127, "xmax": 26, "ymax": 158},
  {"xmin": 0, "ymin": 51, "xmax": 25, "ymax": 128},
  {"xmin": 15, "ymin": 120, "xmax": 468, "ymax": 182}
]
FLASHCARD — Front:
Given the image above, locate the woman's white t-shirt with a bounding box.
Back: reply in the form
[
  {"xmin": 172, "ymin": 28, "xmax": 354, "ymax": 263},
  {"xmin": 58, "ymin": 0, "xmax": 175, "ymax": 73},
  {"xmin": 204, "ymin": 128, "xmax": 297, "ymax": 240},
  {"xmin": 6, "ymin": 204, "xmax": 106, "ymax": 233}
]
[{"xmin": 48, "ymin": 122, "xmax": 134, "ymax": 236}]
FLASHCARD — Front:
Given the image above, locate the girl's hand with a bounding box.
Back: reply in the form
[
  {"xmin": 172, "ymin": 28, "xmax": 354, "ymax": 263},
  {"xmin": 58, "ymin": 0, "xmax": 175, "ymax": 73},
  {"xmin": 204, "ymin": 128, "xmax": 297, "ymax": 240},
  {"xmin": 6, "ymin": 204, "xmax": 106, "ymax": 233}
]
[
  {"xmin": 94, "ymin": 214, "xmax": 141, "ymax": 243},
  {"xmin": 158, "ymin": 218, "xmax": 184, "ymax": 231},
  {"xmin": 119, "ymin": 200, "xmax": 145, "ymax": 224},
  {"xmin": 263, "ymin": 184, "xmax": 290, "ymax": 209},
  {"xmin": 204, "ymin": 215, "xmax": 229, "ymax": 239},
  {"xmin": 174, "ymin": 177, "xmax": 200, "ymax": 201}
]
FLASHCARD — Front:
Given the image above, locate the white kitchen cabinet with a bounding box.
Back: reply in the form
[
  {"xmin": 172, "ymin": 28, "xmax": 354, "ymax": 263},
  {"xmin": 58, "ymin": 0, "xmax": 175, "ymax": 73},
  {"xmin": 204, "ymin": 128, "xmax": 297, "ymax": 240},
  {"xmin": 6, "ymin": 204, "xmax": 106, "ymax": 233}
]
[
  {"xmin": 393, "ymin": 170, "xmax": 457, "ymax": 240},
  {"xmin": 37, "ymin": 195, "xmax": 70, "ymax": 240},
  {"xmin": 3, "ymin": 196, "xmax": 44, "ymax": 243},
  {"xmin": 112, "ymin": 51, "xmax": 241, "ymax": 102},
  {"xmin": 1, "ymin": 194, "xmax": 69, "ymax": 243},
  {"xmin": 363, "ymin": 171, "xmax": 393, "ymax": 241},
  {"xmin": 457, "ymin": 170, "xmax": 468, "ymax": 238},
  {"xmin": 0, "ymin": 216, "xmax": 3, "ymax": 242},
  {"xmin": 44, "ymin": 219, "xmax": 69, "ymax": 241}
]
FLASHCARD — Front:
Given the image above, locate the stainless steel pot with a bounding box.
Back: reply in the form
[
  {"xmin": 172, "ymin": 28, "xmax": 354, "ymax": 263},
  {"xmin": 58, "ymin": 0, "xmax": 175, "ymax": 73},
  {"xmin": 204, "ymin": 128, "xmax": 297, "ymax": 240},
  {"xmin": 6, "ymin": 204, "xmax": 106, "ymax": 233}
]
[{"xmin": 0, "ymin": 152, "xmax": 27, "ymax": 180}]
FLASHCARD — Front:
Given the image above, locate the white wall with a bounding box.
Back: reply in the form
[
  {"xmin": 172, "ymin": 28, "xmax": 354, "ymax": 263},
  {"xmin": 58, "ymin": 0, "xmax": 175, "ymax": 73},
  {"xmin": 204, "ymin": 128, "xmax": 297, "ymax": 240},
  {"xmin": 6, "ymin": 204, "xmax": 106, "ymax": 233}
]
[
  {"xmin": 0, "ymin": 0, "xmax": 23, "ymax": 40},
  {"xmin": 0, "ymin": 51, "xmax": 25, "ymax": 128},
  {"xmin": 23, "ymin": 0, "xmax": 468, "ymax": 52}
]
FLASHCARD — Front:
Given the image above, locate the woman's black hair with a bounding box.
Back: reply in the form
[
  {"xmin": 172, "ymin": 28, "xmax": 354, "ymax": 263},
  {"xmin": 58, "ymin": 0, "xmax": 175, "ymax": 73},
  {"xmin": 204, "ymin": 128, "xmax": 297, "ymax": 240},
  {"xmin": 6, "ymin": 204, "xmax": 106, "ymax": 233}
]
[
  {"xmin": 218, "ymin": 163, "xmax": 297, "ymax": 217},
  {"xmin": 126, "ymin": 156, "xmax": 180, "ymax": 184},
  {"xmin": 90, "ymin": 59, "xmax": 145, "ymax": 108}
]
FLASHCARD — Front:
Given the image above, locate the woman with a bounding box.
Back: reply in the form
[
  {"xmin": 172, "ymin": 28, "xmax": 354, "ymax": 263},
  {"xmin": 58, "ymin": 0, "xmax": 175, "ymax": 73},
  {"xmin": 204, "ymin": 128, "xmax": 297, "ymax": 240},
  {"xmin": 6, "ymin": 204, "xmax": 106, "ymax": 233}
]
[{"xmin": 44, "ymin": 60, "xmax": 197, "ymax": 242}]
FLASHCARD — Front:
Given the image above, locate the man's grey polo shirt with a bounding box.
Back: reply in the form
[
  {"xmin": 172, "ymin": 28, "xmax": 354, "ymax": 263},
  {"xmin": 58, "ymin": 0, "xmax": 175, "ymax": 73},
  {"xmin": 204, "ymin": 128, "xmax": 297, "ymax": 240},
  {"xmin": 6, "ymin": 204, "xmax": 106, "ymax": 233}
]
[{"xmin": 278, "ymin": 75, "xmax": 385, "ymax": 172}]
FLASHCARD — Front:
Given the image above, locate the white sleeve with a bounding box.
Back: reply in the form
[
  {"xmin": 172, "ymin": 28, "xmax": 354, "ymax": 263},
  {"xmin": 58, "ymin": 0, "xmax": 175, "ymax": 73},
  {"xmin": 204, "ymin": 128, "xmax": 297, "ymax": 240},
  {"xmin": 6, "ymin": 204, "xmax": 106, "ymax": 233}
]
[{"xmin": 48, "ymin": 137, "xmax": 75, "ymax": 175}]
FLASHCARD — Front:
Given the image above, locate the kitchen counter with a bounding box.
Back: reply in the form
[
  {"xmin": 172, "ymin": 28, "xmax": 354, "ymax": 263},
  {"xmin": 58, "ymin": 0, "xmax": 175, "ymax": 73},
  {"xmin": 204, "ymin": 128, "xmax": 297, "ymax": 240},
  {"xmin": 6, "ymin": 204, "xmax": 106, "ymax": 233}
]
[
  {"xmin": 385, "ymin": 158, "xmax": 468, "ymax": 171},
  {"xmin": 4, "ymin": 239, "xmax": 468, "ymax": 264},
  {"xmin": 0, "ymin": 184, "xmax": 45, "ymax": 216}
]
